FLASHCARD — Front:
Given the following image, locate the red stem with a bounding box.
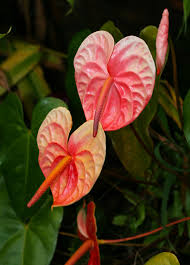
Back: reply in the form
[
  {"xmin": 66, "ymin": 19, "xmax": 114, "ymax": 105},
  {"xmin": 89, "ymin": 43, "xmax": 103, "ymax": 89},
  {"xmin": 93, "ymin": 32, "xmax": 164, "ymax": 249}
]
[
  {"xmin": 98, "ymin": 217, "xmax": 190, "ymax": 244},
  {"xmin": 64, "ymin": 239, "xmax": 94, "ymax": 265}
]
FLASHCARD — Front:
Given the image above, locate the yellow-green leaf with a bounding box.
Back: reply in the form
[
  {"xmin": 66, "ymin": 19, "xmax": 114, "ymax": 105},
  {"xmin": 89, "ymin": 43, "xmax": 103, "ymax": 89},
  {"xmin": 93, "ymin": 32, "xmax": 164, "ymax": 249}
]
[
  {"xmin": 0, "ymin": 44, "xmax": 42, "ymax": 86},
  {"xmin": 158, "ymin": 84, "xmax": 181, "ymax": 129},
  {"xmin": 145, "ymin": 252, "xmax": 180, "ymax": 265},
  {"xmin": 17, "ymin": 65, "xmax": 51, "ymax": 119}
]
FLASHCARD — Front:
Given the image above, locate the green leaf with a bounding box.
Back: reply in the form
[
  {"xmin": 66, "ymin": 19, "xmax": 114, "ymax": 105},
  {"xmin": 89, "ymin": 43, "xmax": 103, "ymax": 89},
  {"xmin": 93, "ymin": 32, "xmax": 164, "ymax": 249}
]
[
  {"xmin": 100, "ymin": 21, "xmax": 123, "ymax": 42},
  {"xmin": 109, "ymin": 86, "xmax": 158, "ymax": 177},
  {"xmin": 0, "ymin": 176, "xmax": 63, "ymax": 265},
  {"xmin": 161, "ymin": 172, "xmax": 176, "ymax": 226},
  {"xmin": 183, "ymin": 89, "xmax": 190, "ymax": 146},
  {"xmin": 140, "ymin": 26, "xmax": 158, "ymax": 61},
  {"xmin": 0, "ymin": 27, "xmax": 12, "ymax": 40},
  {"xmin": 31, "ymin": 97, "xmax": 68, "ymax": 137},
  {"xmin": 158, "ymin": 84, "xmax": 181, "ymax": 129},
  {"xmin": 17, "ymin": 65, "xmax": 51, "ymax": 119},
  {"xmin": 183, "ymin": 0, "xmax": 190, "ymax": 32},
  {"xmin": 65, "ymin": 29, "xmax": 90, "ymax": 128},
  {"xmin": 112, "ymin": 215, "xmax": 128, "ymax": 226},
  {"xmin": 129, "ymin": 203, "xmax": 145, "ymax": 232},
  {"xmin": 0, "ymin": 93, "xmax": 44, "ymax": 220},
  {"xmin": 0, "ymin": 44, "xmax": 42, "ymax": 86},
  {"xmin": 0, "ymin": 93, "xmax": 63, "ymax": 265},
  {"xmin": 145, "ymin": 252, "xmax": 180, "ymax": 265}
]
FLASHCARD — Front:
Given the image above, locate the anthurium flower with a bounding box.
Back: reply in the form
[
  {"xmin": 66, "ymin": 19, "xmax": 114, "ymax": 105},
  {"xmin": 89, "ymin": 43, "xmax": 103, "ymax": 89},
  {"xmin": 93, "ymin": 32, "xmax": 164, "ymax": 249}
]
[
  {"xmin": 27, "ymin": 107, "xmax": 106, "ymax": 208},
  {"xmin": 156, "ymin": 9, "xmax": 169, "ymax": 75},
  {"xmin": 74, "ymin": 31, "xmax": 156, "ymax": 136},
  {"xmin": 64, "ymin": 201, "xmax": 100, "ymax": 265},
  {"xmin": 77, "ymin": 202, "xmax": 100, "ymax": 265}
]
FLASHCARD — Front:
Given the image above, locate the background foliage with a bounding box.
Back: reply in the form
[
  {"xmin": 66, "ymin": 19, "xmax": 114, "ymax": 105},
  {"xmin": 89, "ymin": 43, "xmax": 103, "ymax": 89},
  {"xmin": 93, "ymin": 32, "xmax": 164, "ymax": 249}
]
[{"xmin": 0, "ymin": 0, "xmax": 190, "ymax": 265}]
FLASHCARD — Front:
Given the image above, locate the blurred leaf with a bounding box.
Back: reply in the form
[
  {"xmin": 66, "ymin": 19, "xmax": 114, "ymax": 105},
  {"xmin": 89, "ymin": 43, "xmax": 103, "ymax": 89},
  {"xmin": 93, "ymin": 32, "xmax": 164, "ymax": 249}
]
[
  {"xmin": 112, "ymin": 215, "xmax": 127, "ymax": 226},
  {"xmin": 157, "ymin": 105, "xmax": 172, "ymax": 138},
  {"xmin": 17, "ymin": 65, "xmax": 51, "ymax": 119},
  {"xmin": 66, "ymin": 0, "xmax": 75, "ymax": 15},
  {"xmin": 0, "ymin": 175, "xmax": 63, "ymax": 265},
  {"xmin": 0, "ymin": 27, "xmax": 11, "ymax": 40},
  {"xmin": 145, "ymin": 252, "xmax": 180, "ymax": 265},
  {"xmin": 0, "ymin": 44, "xmax": 42, "ymax": 86},
  {"xmin": 183, "ymin": 0, "xmax": 190, "ymax": 32},
  {"xmin": 65, "ymin": 29, "xmax": 90, "ymax": 128},
  {"xmin": 100, "ymin": 21, "xmax": 123, "ymax": 42},
  {"xmin": 110, "ymin": 86, "xmax": 158, "ymax": 177},
  {"xmin": 31, "ymin": 97, "xmax": 68, "ymax": 137},
  {"xmin": 158, "ymin": 84, "xmax": 181, "ymax": 129},
  {"xmin": 183, "ymin": 89, "xmax": 190, "ymax": 146},
  {"xmin": 161, "ymin": 172, "xmax": 176, "ymax": 226},
  {"xmin": 140, "ymin": 26, "xmax": 157, "ymax": 61},
  {"xmin": 185, "ymin": 189, "xmax": 190, "ymax": 238},
  {"xmin": 129, "ymin": 203, "xmax": 145, "ymax": 232}
]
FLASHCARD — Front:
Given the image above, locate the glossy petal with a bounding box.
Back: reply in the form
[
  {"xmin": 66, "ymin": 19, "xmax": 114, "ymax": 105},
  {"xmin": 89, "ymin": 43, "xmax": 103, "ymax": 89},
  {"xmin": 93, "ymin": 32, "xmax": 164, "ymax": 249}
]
[
  {"xmin": 156, "ymin": 9, "xmax": 169, "ymax": 75},
  {"xmin": 77, "ymin": 205, "xmax": 89, "ymax": 240},
  {"xmin": 35, "ymin": 108, "xmax": 105, "ymax": 207},
  {"xmin": 77, "ymin": 202, "xmax": 100, "ymax": 265},
  {"xmin": 37, "ymin": 107, "xmax": 72, "ymax": 177},
  {"xmin": 74, "ymin": 32, "xmax": 155, "ymax": 131},
  {"xmin": 74, "ymin": 31, "xmax": 114, "ymax": 105},
  {"xmin": 68, "ymin": 120, "xmax": 106, "ymax": 182},
  {"xmin": 106, "ymin": 36, "xmax": 155, "ymax": 129}
]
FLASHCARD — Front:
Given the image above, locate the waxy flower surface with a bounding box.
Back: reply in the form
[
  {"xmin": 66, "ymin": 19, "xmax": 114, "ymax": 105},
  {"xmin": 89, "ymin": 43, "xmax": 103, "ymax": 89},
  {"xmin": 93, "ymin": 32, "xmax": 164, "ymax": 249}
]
[
  {"xmin": 27, "ymin": 107, "xmax": 106, "ymax": 208},
  {"xmin": 156, "ymin": 9, "xmax": 169, "ymax": 75},
  {"xmin": 77, "ymin": 201, "xmax": 100, "ymax": 265},
  {"xmin": 74, "ymin": 31, "xmax": 156, "ymax": 136}
]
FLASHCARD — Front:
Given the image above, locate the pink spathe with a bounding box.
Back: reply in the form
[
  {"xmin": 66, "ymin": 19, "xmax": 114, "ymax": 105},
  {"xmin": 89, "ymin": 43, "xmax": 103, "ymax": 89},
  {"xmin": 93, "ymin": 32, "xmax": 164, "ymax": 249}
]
[
  {"xmin": 156, "ymin": 9, "xmax": 169, "ymax": 75},
  {"xmin": 74, "ymin": 31, "xmax": 156, "ymax": 136}
]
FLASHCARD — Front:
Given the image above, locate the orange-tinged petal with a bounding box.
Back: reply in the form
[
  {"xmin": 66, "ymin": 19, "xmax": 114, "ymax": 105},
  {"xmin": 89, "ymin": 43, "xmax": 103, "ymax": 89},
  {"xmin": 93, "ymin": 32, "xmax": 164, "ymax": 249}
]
[
  {"xmin": 29, "ymin": 108, "xmax": 106, "ymax": 208},
  {"xmin": 37, "ymin": 107, "xmax": 72, "ymax": 177},
  {"xmin": 156, "ymin": 9, "xmax": 169, "ymax": 75},
  {"xmin": 68, "ymin": 120, "xmax": 106, "ymax": 181}
]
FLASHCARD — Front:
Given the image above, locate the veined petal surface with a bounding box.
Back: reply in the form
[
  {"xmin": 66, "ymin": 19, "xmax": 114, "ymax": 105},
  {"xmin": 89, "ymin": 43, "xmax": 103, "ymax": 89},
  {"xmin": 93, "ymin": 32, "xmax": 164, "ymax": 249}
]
[
  {"xmin": 68, "ymin": 120, "xmax": 106, "ymax": 181},
  {"xmin": 156, "ymin": 9, "xmax": 169, "ymax": 75},
  {"xmin": 106, "ymin": 36, "xmax": 155, "ymax": 129},
  {"xmin": 74, "ymin": 32, "xmax": 155, "ymax": 131},
  {"xmin": 37, "ymin": 107, "xmax": 72, "ymax": 177},
  {"xmin": 74, "ymin": 31, "xmax": 114, "ymax": 121}
]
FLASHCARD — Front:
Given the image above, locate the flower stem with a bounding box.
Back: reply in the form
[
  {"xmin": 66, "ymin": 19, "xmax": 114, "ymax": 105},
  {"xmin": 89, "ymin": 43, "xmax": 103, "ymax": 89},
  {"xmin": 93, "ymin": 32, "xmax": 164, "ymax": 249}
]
[
  {"xmin": 98, "ymin": 217, "xmax": 190, "ymax": 244},
  {"xmin": 64, "ymin": 239, "xmax": 94, "ymax": 265},
  {"xmin": 27, "ymin": 156, "xmax": 72, "ymax": 207}
]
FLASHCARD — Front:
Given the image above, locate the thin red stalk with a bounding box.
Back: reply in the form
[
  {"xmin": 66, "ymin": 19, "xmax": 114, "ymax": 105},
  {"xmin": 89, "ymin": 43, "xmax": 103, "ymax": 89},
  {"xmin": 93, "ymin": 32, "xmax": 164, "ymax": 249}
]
[
  {"xmin": 64, "ymin": 239, "xmax": 94, "ymax": 265},
  {"xmin": 98, "ymin": 217, "xmax": 190, "ymax": 244}
]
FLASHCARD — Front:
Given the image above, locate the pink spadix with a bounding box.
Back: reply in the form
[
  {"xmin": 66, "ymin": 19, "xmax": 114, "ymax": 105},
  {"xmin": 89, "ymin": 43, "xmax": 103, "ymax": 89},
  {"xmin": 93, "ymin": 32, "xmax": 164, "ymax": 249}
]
[
  {"xmin": 27, "ymin": 107, "xmax": 106, "ymax": 208},
  {"xmin": 156, "ymin": 9, "xmax": 169, "ymax": 75},
  {"xmin": 74, "ymin": 31, "xmax": 156, "ymax": 136}
]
